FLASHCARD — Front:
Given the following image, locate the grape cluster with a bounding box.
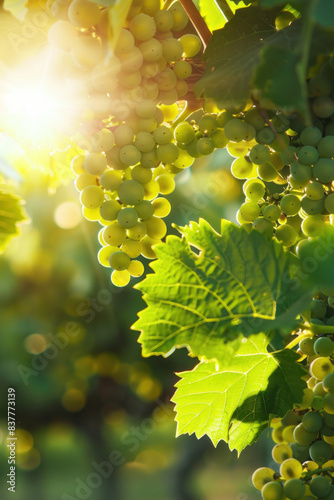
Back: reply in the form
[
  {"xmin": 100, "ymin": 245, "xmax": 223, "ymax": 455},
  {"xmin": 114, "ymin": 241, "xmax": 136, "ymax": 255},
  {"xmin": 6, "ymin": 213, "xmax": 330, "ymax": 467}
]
[
  {"xmin": 252, "ymin": 332, "xmax": 334, "ymax": 500},
  {"xmin": 214, "ymin": 57, "xmax": 334, "ymax": 249},
  {"xmin": 46, "ymin": 0, "xmax": 208, "ymax": 285}
]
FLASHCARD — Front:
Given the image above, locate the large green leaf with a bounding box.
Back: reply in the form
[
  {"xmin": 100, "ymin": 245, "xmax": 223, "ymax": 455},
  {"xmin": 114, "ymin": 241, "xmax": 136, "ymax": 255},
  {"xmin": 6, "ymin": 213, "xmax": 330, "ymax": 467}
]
[
  {"xmin": 198, "ymin": 0, "xmax": 226, "ymax": 31},
  {"xmin": 133, "ymin": 219, "xmax": 312, "ymax": 364},
  {"xmin": 172, "ymin": 334, "xmax": 306, "ymax": 453},
  {"xmin": 0, "ymin": 190, "xmax": 28, "ymax": 251}
]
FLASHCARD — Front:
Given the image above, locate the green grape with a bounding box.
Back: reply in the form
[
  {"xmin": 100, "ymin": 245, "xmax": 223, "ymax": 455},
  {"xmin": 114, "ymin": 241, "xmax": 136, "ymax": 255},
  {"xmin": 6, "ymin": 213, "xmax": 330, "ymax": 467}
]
[
  {"xmin": 48, "ymin": 20, "xmax": 78, "ymax": 51},
  {"xmin": 313, "ymin": 96, "xmax": 334, "ymax": 119},
  {"xmin": 280, "ymin": 146, "xmax": 298, "ymax": 165},
  {"xmin": 199, "ymin": 115, "xmax": 218, "ymax": 134},
  {"xmin": 297, "ymin": 146, "xmax": 319, "ymax": 166},
  {"xmin": 128, "ymin": 260, "xmax": 145, "ymax": 277},
  {"xmin": 114, "ymin": 125, "xmax": 135, "ymax": 147},
  {"xmin": 129, "ymin": 13, "xmax": 156, "ymax": 41},
  {"xmin": 75, "ymin": 174, "xmax": 97, "ymax": 191},
  {"xmin": 310, "ymin": 357, "xmax": 333, "ymax": 380},
  {"xmin": 157, "ymin": 68, "xmax": 177, "ymax": 91},
  {"xmin": 271, "ymin": 114, "xmax": 290, "ymax": 133},
  {"xmin": 270, "ymin": 132, "xmax": 290, "ymax": 153},
  {"xmin": 314, "ymin": 381, "xmax": 327, "ymax": 397},
  {"xmin": 143, "ymin": 179, "xmax": 160, "ymax": 200},
  {"xmin": 240, "ymin": 201, "xmax": 261, "ymax": 222},
  {"xmin": 83, "ymin": 153, "xmax": 108, "ymax": 176},
  {"xmin": 173, "ymin": 60, "xmax": 192, "ymax": 79},
  {"xmin": 102, "ymin": 222, "xmax": 127, "ymax": 246},
  {"xmin": 135, "ymin": 200, "xmax": 154, "ymax": 220},
  {"xmin": 224, "ymin": 118, "xmax": 248, "ymax": 142},
  {"xmin": 249, "ymin": 144, "xmax": 271, "ymax": 164},
  {"xmin": 179, "ymin": 34, "xmax": 201, "ymax": 57},
  {"xmin": 82, "ymin": 206, "xmax": 100, "ymax": 221},
  {"xmin": 168, "ymin": 2, "xmax": 188, "ymax": 31},
  {"xmin": 72, "ymin": 35, "xmax": 104, "ymax": 67},
  {"xmin": 253, "ymin": 218, "xmax": 274, "ymax": 238},
  {"xmin": 314, "ymin": 338, "xmax": 334, "ymax": 357},
  {"xmin": 119, "ymin": 144, "xmax": 141, "ymax": 167},
  {"xmin": 318, "ymin": 136, "xmax": 334, "ymax": 158},
  {"xmin": 175, "ymin": 79, "xmax": 188, "ymax": 98},
  {"xmin": 275, "ymin": 224, "xmax": 299, "ymax": 246},
  {"xmin": 80, "ymin": 185, "xmax": 104, "ymax": 209},
  {"xmin": 174, "ymin": 122, "xmax": 196, "ymax": 145},
  {"xmin": 251, "ymin": 467, "xmax": 277, "ymax": 490},
  {"xmin": 153, "ymin": 126, "xmax": 173, "ymax": 145},
  {"xmin": 231, "ymin": 157, "xmax": 253, "ymax": 179},
  {"xmin": 114, "ymin": 28, "xmax": 135, "ymax": 54},
  {"xmin": 282, "ymin": 425, "xmax": 296, "ymax": 443},
  {"xmin": 131, "ymin": 165, "xmax": 152, "ymax": 184},
  {"xmin": 272, "ymin": 443, "xmax": 293, "ymax": 464},
  {"xmin": 280, "ymin": 458, "xmax": 303, "ymax": 479},
  {"xmin": 258, "ymin": 162, "xmax": 278, "ymax": 182},
  {"xmin": 289, "ymin": 443, "xmax": 310, "ymax": 462},
  {"xmin": 283, "ymin": 478, "xmax": 305, "ymax": 500},
  {"xmin": 173, "ymin": 150, "xmax": 195, "ymax": 169},
  {"xmin": 111, "ymin": 269, "xmax": 130, "ymax": 287},
  {"xmin": 325, "ymin": 193, "xmax": 334, "ymax": 214},
  {"xmin": 293, "ymin": 423, "xmax": 317, "ymax": 446},
  {"xmin": 134, "ymin": 131, "xmax": 155, "ymax": 153},
  {"xmin": 117, "ymin": 180, "xmax": 145, "ymax": 205},
  {"xmin": 280, "ymin": 194, "xmax": 301, "ymax": 216},
  {"xmin": 305, "ymin": 182, "xmax": 325, "ymax": 200},
  {"xmin": 139, "ymin": 38, "xmax": 162, "ymax": 62},
  {"xmin": 263, "ymin": 204, "xmax": 281, "ymax": 221},
  {"xmin": 299, "ymin": 337, "xmax": 315, "ymax": 355},
  {"xmin": 324, "ymin": 393, "xmax": 334, "ymax": 414},
  {"xmin": 301, "ymin": 215, "xmax": 325, "ymax": 237},
  {"xmin": 100, "ymin": 200, "xmax": 121, "ymax": 221},
  {"xmin": 161, "ymin": 38, "xmax": 183, "ymax": 61},
  {"xmin": 99, "ymin": 170, "xmax": 122, "ymax": 192},
  {"xmin": 109, "ymin": 250, "xmax": 131, "ymax": 271},
  {"xmin": 141, "ymin": 148, "xmax": 159, "ymax": 168},
  {"xmin": 329, "ymin": 297, "xmax": 334, "ymax": 308},
  {"xmin": 97, "ymin": 245, "xmax": 119, "ymax": 267},
  {"xmin": 117, "ymin": 207, "xmax": 138, "ymax": 229},
  {"xmin": 91, "ymin": 128, "xmax": 115, "ymax": 153},
  {"xmin": 158, "ymin": 88, "xmax": 179, "ymax": 105},
  {"xmin": 323, "ymin": 373, "xmax": 334, "ymax": 393},
  {"xmin": 300, "ymin": 126, "xmax": 322, "ymax": 147},
  {"xmin": 157, "ymin": 143, "xmax": 179, "ymax": 163},
  {"xmin": 154, "ymin": 10, "xmax": 174, "ymax": 31},
  {"xmin": 217, "ymin": 111, "xmax": 234, "ymax": 128},
  {"xmin": 71, "ymin": 155, "xmax": 86, "ymax": 175},
  {"xmin": 310, "ymin": 475, "xmax": 331, "ymax": 497},
  {"xmin": 156, "ymin": 174, "xmax": 175, "ymax": 195},
  {"xmin": 196, "ymin": 138, "xmax": 215, "ymax": 155},
  {"xmin": 323, "ymin": 411, "xmax": 334, "ymax": 428},
  {"xmin": 302, "ymin": 411, "xmax": 323, "ymax": 432},
  {"xmin": 243, "ymin": 178, "xmax": 265, "ymax": 201},
  {"xmin": 152, "ymin": 197, "xmax": 171, "ymax": 217},
  {"xmin": 313, "ymin": 396, "xmax": 325, "ymax": 410},
  {"xmin": 301, "ymin": 195, "xmax": 325, "ymax": 215},
  {"xmin": 290, "ymin": 162, "xmax": 312, "ymax": 182},
  {"xmin": 244, "ymin": 107, "xmax": 265, "ymax": 130},
  {"xmin": 144, "ymin": 216, "xmax": 167, "ymax": 239},
  {"xmin": 121, "ymin": 238, "xmax": 142, "ymax": 258},
  {"xmin": 135, "ymin": 99, "xmax": 157, "ymax": 119},
  {"xmin": 256, "ymin": 126, "xmax": 275, "ymax": 145},
  {"xmin": 68, "ymin": 0, "xmax": 101, "ymax": 28},
  {"xmin": 313, "ymin": 158, "xmax": 334, "ymax": 183},
  {"xmin": 262, "ymin": 481, "xmax": 284, "ymax": 500},
  {"xmin": 127, "ymin": 221, "xmax": 147, "ymax": 241}
]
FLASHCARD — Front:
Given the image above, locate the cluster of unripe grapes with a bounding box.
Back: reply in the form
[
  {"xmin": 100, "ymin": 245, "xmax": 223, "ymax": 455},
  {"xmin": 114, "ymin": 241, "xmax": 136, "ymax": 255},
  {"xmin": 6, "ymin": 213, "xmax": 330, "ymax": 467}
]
[
  {"xmin": 46, "ymin": 0, "xmax": 208, "ymax": 285},
  {"xmin": 252, "ymin": 333, "xmax": 334, "ymax": 500},
  {"xmin": 222, "ymin": 57, "xmax": 334, "ymax": 250}
]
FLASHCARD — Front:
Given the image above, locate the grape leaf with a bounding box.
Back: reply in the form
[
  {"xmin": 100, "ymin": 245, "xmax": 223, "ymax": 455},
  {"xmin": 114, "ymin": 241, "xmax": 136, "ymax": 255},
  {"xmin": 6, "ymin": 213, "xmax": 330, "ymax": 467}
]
[
  {"xmin": 195, "ymin": 6, "xmax": 334, "ymax": 111},
  {"xmin": 133, "ymin": 219, "xmax": 312, "ymax": 364},
  {"xmin": 252, "ymin": 45, "xmax": 306, "ymax": 115},
  {"xmin": 172, "ymin": 333, "xmax": 307, "ymax": 453},
  {"xmin": 0, "ymin": 190, "xmax": 28, "ymax": 251},
  {"xmin": 198, "ymin": 0, "xmax": 226, "ymax": 31},
  {"xmin": 107, "ymin": 0, "xmax": 133, "ymax": 48},
  {"xmin": 312, "ymin": 0, "xmax": 334, "ymax": 28}
]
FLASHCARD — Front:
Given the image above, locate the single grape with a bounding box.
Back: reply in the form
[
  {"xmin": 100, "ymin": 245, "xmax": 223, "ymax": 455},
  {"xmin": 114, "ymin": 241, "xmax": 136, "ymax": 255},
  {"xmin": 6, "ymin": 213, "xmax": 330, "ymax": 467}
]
[
  {"xmin": 117, "ymin": 207, "xmax": 138, "ymax": 229},
  {"xmin": 305, "ymin": 182, "xmax": 325, "ymax": 200},
  {"xmin": 280, "ymin": 194, "xmax": 301, "ymax": 216},
  {"xmin": 80, "ymin": 185, "xmax": 104, "ymax": 209},
  {"xmin": 144, "ymin": 216, "xmax": 167, "ymax": 239},
  {"xmin": 154, "ymin": 10, "xmax": 174, "ymax": 31},
  {"xmin": 231, "ymin": 157, "xmax": 253, "ymax": 179},
  {"xmin": 325, "ymin": 193, "xmax": 334, "ymax": 214},
  {"xmin": 121, "ymin": 238, "xmax": 142, "ymax": 259},
  {"xmin": 256, "ymin": 126, "xmax": 276, "ymax": 145},
  {"xmin": 135, "ymin": 200, "xmax": 155, "ymax": 221},
  {"xmin": 301, "ymin": 215, "xmax": 325, "ymax": 237},
  {"xmin": 114, "ymin": 125, "xmax": 135, "ymax": 147},
  {"xmin": 313, "ymin": 158, "xmax": 334, "ymax": 183},
  {"xmin": 300, "ymin": 126, "xmax": 322, "ymax": 147},
  {"xmin": 102, "ymin": 222, "xmax": 127, "ymax": 247},
  {"xmin": 283, "ymin": 478, "xmax": 305, "ymax": 500},
  {"xmin": 262, "ymin": 481, "xmax": 284, "ymax": 500},
  {"xmin": 302, "ymin": 411, "xmax": 323, "ymax": 432},
  {"xmin": 310, "ymin": 357, "xmax": 333, "ymax": 380},
  {"xmin": 68, "ymin": 0, "xmax": 101, "ymax": 29},
  {"xmin": 272, "ymin": 443, "xmax": 293, "ymax": 464},
  {"xmin": 111, "ymin": 269, "xmax": 130, "ymax": 287},
  {"xmin": 299, "ymin": 337, "xmax": 315, "ymax": 355},
  {"xmin": 313, "ymin": 96, "xmax": 334, "ymax": 118},
  {"xmin": 324, "ymin": 393, "xmax": 334, "ymax": 415},
  {"xmin": 297, "ymin": 146, "xmax": 319, "ymax": 166},
  {"xmin": 263, "ymin": 204, "xmax": 281, "ymax": 221},
  {"xmin": 310, "ymin": 475, "xmax": 331, "ymax": 497},
  {"xmin": 240, "ymin": 201, "xmax": 261, "ymax": 222},
  {"xmin": 129, "ymin": 13, "xmax": 156, "ymax": 41},
  {"xmin": 275, "ymin": 225, "xmax": 299, "ymax": 246},
  {"xmin": 243, "ymin": 178, "xmax": 265, "ymax": 201},
  {"xmin": 280, "ymin": 458, "xmax": 303, "ymax": 479},
  {"xmin": 258, "ymin": 162, "xmax": 278, "ymax": 182},
  {"xmin": 224, "ymin": 119, "xmax": 248, "ymax": 142},
  {"xmin": 290, "ymin": 162, "xmax": 312, "ymax": 182},
  {"xmin": 314, "ymin": 338, "xmax": 334, "ymax": 357},
  {"xmin": 173, "ymin": 60, "xmax": 192, "ymax": 79},
  {"xmin": 196, "ymin": 138, "xmax": 215, "ymax": 155},
  {"xmin": 128, "ymin": 260, "xmax": 145, "ymax": 277},
  {"xmin": 251, "ymin": 467, "xmax": 277, "ymax": 490},
  {"xmin": 117, "ymin": 180, "xmax": 145, "ymax": 205},
  {"xmin": 100, "ymin": 200, "xmax": 121, "ymax": 221},
  {"xmin": 293, "ymin": 423, "xmax": 318, "ymax": 446},
  {"xmin": 174, "ymin": 122, "xmax": 196, "ymax": 145},
  {"xmin": 318, "ymin": 136, "xmax": 334, "ymax": 158},
  {"xmin": 179, "ymin": 34, "xmax": 201, "ymax": 57}
]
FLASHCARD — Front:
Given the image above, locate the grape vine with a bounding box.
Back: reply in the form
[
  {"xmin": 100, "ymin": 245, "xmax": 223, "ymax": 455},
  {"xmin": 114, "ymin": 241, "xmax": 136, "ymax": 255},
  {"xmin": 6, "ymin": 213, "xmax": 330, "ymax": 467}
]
[{"xmin": 2, "ymin": 0, "xmax": 334, "ymax": 498}]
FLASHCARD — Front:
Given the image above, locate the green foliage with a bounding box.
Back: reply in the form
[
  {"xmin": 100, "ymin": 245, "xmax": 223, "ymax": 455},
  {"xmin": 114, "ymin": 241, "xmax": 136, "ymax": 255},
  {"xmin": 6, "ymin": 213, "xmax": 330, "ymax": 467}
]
[
  {"xmin": 0, "ymin": 190, "xmax": 28, "ymax": 251},
  {"xmin": 172, "ymin": 333, "xmax": 306, "ymax": 453},
  {"xmin": 133, "ymin": 219, "xmax": 312, "ymax": 364},
  {"xmin": 312, "ymin": 0, "xmax": 334, "ymax": 28},
  {"xmin": 107, "ymin": 0, "xmax": 133, "ymax": 48},
  {"xmin": 198, "ymin": 0, "xmax": 226, "ymax": 31}
]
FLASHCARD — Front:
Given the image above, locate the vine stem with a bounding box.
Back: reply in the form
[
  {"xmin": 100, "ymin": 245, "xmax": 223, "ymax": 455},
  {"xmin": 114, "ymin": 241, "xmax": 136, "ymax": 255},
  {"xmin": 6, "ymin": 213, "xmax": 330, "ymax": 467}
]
[
  {"xmin": 178, "ymin": 0, "xmax": 212, "ymax": 49},
  {"xmin": 299, "ymin": 323, "xmax": 334, "ymax": 336},
  {"xmin": 215, "ymin": 0, "xmax": 234, "ymax": 22},
  {"xmin": 302, "ymin": 466, "xmax": 334, "ymax": 481},
  {"xmin": 285, "ymin": 332, "xmax": 313, "ymax": 350},
  {"xmin": 252, "ymin": 98, "xmax": 286, "ymax": 148},
  {"xmin": 171, "ymin": 100, "xmax": 202, "ymax": 128}
]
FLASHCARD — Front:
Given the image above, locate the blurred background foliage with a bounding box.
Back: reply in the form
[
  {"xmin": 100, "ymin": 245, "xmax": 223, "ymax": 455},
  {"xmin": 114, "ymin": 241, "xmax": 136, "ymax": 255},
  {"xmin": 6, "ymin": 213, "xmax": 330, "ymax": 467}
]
[{"xmin": 0, "ymin": 142, "xmax": 267, "ymax": 499}]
